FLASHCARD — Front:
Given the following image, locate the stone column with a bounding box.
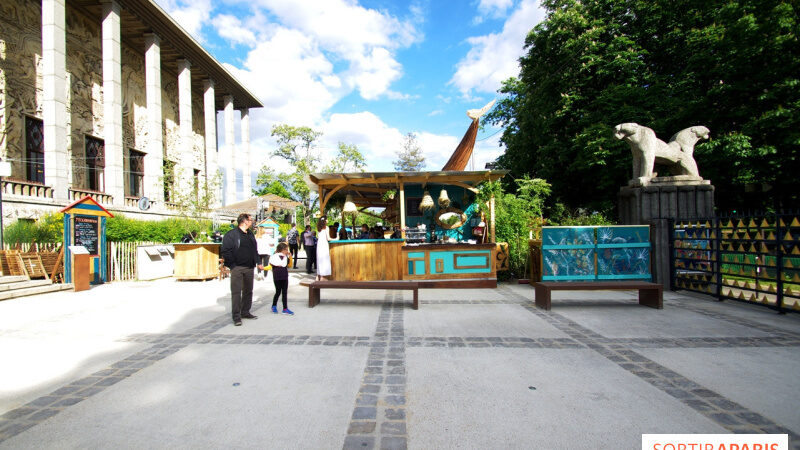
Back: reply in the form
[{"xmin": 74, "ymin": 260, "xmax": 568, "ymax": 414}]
[
  {"xmin": 177, "ymin": 59, "xmax": 193, "ymax": 190},
  {"xmin": 240, "ymin": 108, "xmax": 251, "ymax": 198},
  {"xmin": 102, "ymin": 0, "xmax": 124, "ymax": 206},
  {"xmin": 144, "ymin": 33, "xmax": 163, "ymax": 203},
  {"xmin": 42, "ymin": 0, "xmax": 69, "ymax": 202},
  {"xmin": 203, "ymin": 79, "xmax": 218, "ymax": 207},
  {"xmin": 224, "ymin": 95, "xmax": 236, "ymax": 205}
]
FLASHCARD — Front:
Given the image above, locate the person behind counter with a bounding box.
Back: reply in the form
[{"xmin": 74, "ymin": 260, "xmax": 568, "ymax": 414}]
[
  {"xmin": 358, "ymin": 224, "xmax": 370, "ymax": 239},
  {"xmin": 338, "ymin": 223, "xmax": 349, "ymax": 240},
  {"xmin": 390, "ymin": 225, "xmax": 401, "ymax": 239}
]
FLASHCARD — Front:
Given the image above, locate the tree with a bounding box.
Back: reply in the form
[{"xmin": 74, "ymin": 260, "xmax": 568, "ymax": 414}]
[
  {"xmin": 256, "ymin": 126, "xmax": 368, "ymax": 225},
  {"xmin": 324, "ymin": 142, "xmax": 367, "ymax": 173},
  {"xmin": 252, "ymin": 167, "xmax": 293, "ymax": 199},
  {"xmin": 393, "ymin": 132, "xmax": 426, "ymax": 171},
  {"xmin": 488, "ymin": 0, "xmax": 800, "ymax": 213},
  {"xmin": 261, "ymin": 124, "xmax": 323, "ymax": 225}
]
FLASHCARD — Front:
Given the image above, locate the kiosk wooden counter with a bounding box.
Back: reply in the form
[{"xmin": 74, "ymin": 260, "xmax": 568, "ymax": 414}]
[{"xmin": 306, "ymin": 170, "xmax": 509, "ymax": 286}]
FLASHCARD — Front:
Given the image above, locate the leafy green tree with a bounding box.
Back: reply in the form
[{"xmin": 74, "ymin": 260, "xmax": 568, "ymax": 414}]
[
  {"xmin": 393, "ymin": 132, "xmax": 426, "ymax": 171},
  {"xmin": 253, "ymin": 167, "xmax": 294, "ymax": 199},
  {"xmin": 324, "ymin": 142, "xmax": 367, "ymax": 173},
  {"xmin": 488, "ymin": 0, "xmax": 800, "ymax": 213},
  {"xmin": 262, "ymin": 125, "xmax": 324, "ymax": 226}
]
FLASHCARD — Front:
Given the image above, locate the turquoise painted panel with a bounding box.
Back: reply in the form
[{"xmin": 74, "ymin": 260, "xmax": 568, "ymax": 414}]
[
  {"xmin": 414, "ymin": 260, "xmax": 426, "ymax": 275},
  {"xmin": 454, "ymin": 255, "xmax": 488, "ymax": 267},
  {"xmin": 597, "ymin": 226, "xmax": 649, "ymax": 245},
  {"xmin": 407, "ymin": 252, "xmax": 425, "ymax": 258},
  {"xmin": 542, "ymin": 274, "xmax": 595, "ymax": 281},
  {"xmin": 542, "ymin": 248, "xmax": 595, "ymax": 278},
  {"xmin": 542, "ymin": 226, "xmax": 595, "ymax": 247},
  {"xmin": 596, "ymin": 247, "xmax": 651, "ymax": 279},
  {"xmin": 428, "ymin": 250, "xmax": 491, "ymax": 275},
  {"xmin": 596, "ymin": 226, "xmax": 650, "ymax": 280},
  {"xmin": 541, "ymin": 225, "xmax": 651, "ymax": 281}
]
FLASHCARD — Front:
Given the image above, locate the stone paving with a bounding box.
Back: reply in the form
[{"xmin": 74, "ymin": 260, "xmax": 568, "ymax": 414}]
[{"xmin": 0, "ymin": 274, "xmax": 798, "ymax": 449}]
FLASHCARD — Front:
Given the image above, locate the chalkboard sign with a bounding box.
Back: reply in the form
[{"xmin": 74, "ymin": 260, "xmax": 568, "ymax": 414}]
[
  {"xmin": 74, "ymin": 216, "xmax": 99, "ymax": 255},
  {"xmin": 406, "ymin": 198, "xmax": 422, "ymax": 217}
]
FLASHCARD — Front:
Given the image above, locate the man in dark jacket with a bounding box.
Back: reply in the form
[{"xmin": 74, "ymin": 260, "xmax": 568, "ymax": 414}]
[{"xmin": 221, "ymin": 213, "xmax": 263, "ymax": 326}]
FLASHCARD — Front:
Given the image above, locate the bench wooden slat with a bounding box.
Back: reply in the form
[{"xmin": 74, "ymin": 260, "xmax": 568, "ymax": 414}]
[
  {"xmin": 307, "ymin": 280, "xmax": 419, "ymax": 309},
  {"xmin": 534, "ymin": 281, "xmax": 662, "ymax": 310}
]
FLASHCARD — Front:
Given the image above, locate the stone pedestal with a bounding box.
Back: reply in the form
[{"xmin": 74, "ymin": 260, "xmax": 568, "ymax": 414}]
[
  {"xmin": 618, "ymin": 177, "xmax": 715, "ymax": 287},
  {"xmin": 618, "ymin": 177, "xmax": 714, "ymax": 225}
]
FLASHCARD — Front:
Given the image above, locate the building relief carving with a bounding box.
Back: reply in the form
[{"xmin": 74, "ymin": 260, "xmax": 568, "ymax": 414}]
[{"xmin": 1, "ymin": 0, "xmax": 215, "ymax": 209}]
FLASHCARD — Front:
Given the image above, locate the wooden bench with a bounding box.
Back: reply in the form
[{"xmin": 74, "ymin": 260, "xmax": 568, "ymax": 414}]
[
  {"xmin": 533, "ymin": 281, "xmax": 663, "ymax": 310},
  {"xmin": 304, "ymin": 280, "xmax": 419, "ymax": 310}
]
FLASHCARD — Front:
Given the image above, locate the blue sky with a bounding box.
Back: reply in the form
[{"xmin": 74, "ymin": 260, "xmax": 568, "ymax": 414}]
[{"xmin": 155, "ymin": 0, "xmax": 546, "ymax": 181}]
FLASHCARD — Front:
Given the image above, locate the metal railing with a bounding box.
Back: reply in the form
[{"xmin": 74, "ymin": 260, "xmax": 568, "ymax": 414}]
[{"xmin": 671, "ymin": 213, "xmax": 800, "ymax": 313}]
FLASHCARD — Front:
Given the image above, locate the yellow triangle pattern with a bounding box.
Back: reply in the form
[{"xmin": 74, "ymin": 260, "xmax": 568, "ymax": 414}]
[
  {"xmin": 779, "ymin": 219, "xmax": 786, "ymax": 227},
  {"xmin": 749, "ymin": 219, "xmax": 758, "ymax": 228},
  {"xmin": 791, "ymin": 217, "xmax": 800, "ymax": 227},
  {"xmin": 761, "ymin": 219, "xmax": 770, "ymax": 227}
]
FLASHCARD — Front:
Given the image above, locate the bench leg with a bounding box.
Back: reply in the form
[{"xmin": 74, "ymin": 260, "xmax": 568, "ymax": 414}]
[
  {"xmin": 309, "ymin": 288, "xmax": 320, "ymax": 308},
  {"xmin": 412, "ymin": 289, "xmax": 419, "ymax": 310},
  {"xmin": 639, "ymin": 287, "xmax": 663, "ymax": 309},
  {"xmin": 534, "ymin": 285, "xmax": 552, "ymax": 310}
]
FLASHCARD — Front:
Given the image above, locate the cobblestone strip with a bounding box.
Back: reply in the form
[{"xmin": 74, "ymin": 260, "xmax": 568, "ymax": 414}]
[
  {"xmin": 500, "ymin": 288, "xmax": 800, "ymax": 445},
  {"xmin": 344, "ymin": 293, "xmax": 408, "ymax": 450},
  {"xmin": 0, "ymin": 343, "xmax": 188, "ymax": 444}
]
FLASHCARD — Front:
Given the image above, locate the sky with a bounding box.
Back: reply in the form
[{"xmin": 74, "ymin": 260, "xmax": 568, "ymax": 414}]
[{"xmin": 154, "ymin": 0, "xmax": 547, "ymax": 197}]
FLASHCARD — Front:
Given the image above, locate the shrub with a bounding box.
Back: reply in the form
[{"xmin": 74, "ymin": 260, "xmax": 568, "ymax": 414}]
[{"xmin": 3, "ymin": 212, "xmax": 64, "ymax": 245}]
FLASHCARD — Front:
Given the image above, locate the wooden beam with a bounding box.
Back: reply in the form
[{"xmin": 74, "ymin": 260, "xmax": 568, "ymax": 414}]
[
  {"xmin": 447, "ymin": 181, "xmax": 479, "ymax": 194},
  {"xmin": 357, "ymin": 208, "xmax": 383, "ymax": 220},
  {"xmin": 399, "ymin": 182, "xmax": 406, "ymax": 238},
  {"xmin": 490, "ymin": 195, "xmax": 496, "ymax": 243},
  {"xmin": 321, "ymin": 184, "xmax": 346, "ymax": 213},
  {"xmin": 314, "ymin": 173, "xmax": 502, "ymax": 188}
]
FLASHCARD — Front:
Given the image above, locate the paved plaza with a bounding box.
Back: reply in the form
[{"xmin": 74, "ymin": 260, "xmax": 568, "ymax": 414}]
[{"xmin": 0, "ymin": 273, "xmax": 799, "ymax": 449}]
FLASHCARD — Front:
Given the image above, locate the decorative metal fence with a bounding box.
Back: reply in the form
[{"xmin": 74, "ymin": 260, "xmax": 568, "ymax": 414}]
[{"xmin": 671, "ymin": 214, "xmax": 800, "ymax": 313}]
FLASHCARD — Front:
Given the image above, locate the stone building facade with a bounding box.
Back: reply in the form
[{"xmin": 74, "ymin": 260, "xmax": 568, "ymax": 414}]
[{"xmin": 0, "ymin": 0, "xmax": 261, "ymax": 224}]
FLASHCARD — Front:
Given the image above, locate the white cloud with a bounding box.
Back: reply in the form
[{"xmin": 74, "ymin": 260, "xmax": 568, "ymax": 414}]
[
  {"xmin": 156, "ymin": 0, "xmax": 213, "ymax": 42},
  {"xmin": 473, "ymin": 0, "xmax": 514, "ymax": 24},
  {"xmin": 428, "ymin": 110, "xmax": 444, "ymax": 117},
  {"xmin": 320, "ymin": 112, "xmax": 406, "ymax": 170},
  {"xmin": 451, "ymin": 0, "xmax": 546, "ymax": 96},
  {"xmin": 232, "ymin": 0, "xmax": 421, "ymax": 100},
  {"xmin": 211, "ymin": 14, "xmax": 259, "ymax": 47}
]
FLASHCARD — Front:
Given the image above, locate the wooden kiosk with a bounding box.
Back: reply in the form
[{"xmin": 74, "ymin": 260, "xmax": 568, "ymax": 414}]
[
  {"xmin": 305, "ymin": 170, "xmax": 508, "ymax": 288},
  {"xmin": 61, "ymin": 196, "xmax": 113, "ymax": 288}
]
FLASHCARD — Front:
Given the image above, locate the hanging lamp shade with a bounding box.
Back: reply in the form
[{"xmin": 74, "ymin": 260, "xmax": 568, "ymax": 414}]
[
  {"xmin": 343, "ymin": 194, "xmax": 357, "ymax": 214},
  {"xmin": 438, "ymin": 189, "xmax": 450, "ymax": 208},
  {"xmin": 420, "ymin": 190, "xmax": 434, "ymax": 211}
]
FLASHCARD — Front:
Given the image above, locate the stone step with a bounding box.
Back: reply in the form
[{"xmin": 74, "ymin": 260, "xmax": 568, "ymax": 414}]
[
  {"xmin": 0, "ymin": 283, "xmax": 74, "ymax": 301},
  {"xmin": 0, "ymin": 276, "xmax": 29, "ymax": 284},
  {"xmin": 0, "ymin": 279, "xmax": 52, "ymax": 292}
]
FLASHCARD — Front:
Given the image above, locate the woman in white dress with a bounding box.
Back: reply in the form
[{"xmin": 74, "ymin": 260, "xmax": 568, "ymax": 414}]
[{"xmin": 316, "ymin": 217, "xmax": 332, "ymax": 280}]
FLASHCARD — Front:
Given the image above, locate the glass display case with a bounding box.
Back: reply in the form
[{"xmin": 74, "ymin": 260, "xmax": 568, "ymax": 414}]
[{"xmin": 404, "ymin": 227, "xmax": 427, "ymax": 244}]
